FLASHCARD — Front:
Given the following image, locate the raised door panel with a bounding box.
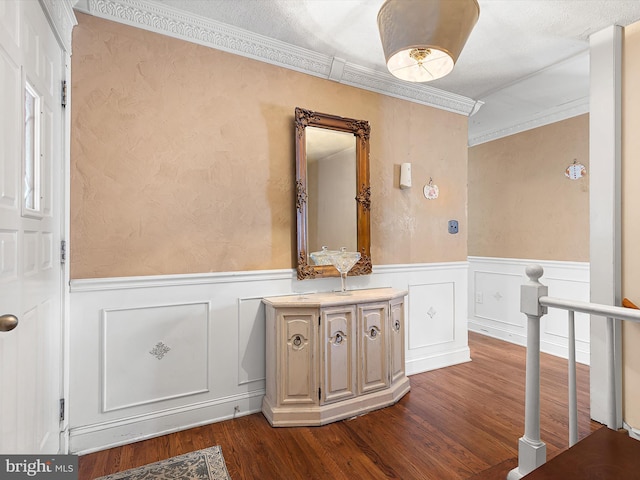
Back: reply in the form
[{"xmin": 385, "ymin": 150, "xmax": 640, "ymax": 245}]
[
  {"xmin": 320, "ymin": 305, "xmax": 356, "ymax": 405},
  {"xmin": 389, "ymin": 298, "xmax": 405, "ymax": 383},
  {"xmin": 0, "ymin": 47, "xmax": 20, "ymax": 211},
  {"xmin": 278, "ymin": 310, "xmax": 317, "ymax": 405},
  {"xmin": 358, "ymin": 302, "xmax": 389, "ymax": 394}
]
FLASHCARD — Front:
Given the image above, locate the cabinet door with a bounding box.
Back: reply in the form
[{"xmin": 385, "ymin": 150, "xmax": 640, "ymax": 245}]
[
  {"xmin": 358, "ymin": 302, "xmax": 389, "ymax": 394},
  {"xmin": 389, "ymin": 297, "xmax": 405, "ymax": 383},
  {"xmin": 278, "ymin": 309, "xmax": 317, "ymax": 406},
  {"xmin": 320, "ymin": 305, "xmax": 357, "ymax": 405}
]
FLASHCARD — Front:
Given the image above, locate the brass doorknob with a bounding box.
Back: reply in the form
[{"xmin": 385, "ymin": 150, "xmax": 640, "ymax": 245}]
[{"xmin": 0, "ymin": 314, "xmax": 19, "ymax": 332}]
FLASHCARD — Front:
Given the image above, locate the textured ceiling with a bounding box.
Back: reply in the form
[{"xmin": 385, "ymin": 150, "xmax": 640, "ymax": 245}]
[
  {"xmin": 90, "ymin": 0, "xmax": 640, "ymax": 143},
  {"xmin": 155, "ymin": 0, "xmax": 640, "ymax": 99}
]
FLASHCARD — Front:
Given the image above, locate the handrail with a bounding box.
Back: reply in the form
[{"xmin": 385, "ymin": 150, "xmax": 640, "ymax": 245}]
[
  {"xmin": 507, "ymin": 265, "xmax": 640, "ymax": 480},
  {"xmin": 539, "ymin": 296, "xmax": 640, "ymax": 323}
]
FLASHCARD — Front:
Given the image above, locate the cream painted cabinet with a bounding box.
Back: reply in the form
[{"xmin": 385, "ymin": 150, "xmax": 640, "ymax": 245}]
[
  {"xmin": 389, "ymin": 298, "xmax": 406, "ymax": 384},
  {"xmin": 320, "ymin": 305, "xmax": 357, "ymax": 405},
  {"xmin": 262, "ymin": 288, "xmax": 410, "ymax": 426},
  {"xmin": 358, "ymin": 302, "xmax": 389, "ymax": 395},
  {"xmin": 278, "ymin": 308, "xmax": 317, "ymax": 407}
]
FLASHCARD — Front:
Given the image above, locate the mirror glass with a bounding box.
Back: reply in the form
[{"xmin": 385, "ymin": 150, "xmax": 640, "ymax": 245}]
[
  {"xmin": 295, "ymin": 107, "xmax": 372, "ymax": 280},
  {"xmin": 306, "ymin": 126, "xmax": 357, "ymax": 253}
]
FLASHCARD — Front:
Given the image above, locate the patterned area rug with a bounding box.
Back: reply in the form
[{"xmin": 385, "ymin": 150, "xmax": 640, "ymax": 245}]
[{"xmin": 95, "ymin": 446, "xmax": 231, "ymax": 480}]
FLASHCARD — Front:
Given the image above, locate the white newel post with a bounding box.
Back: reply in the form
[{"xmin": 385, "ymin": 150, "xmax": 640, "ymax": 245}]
[{"xmin": 507, "ymin": 265, "xmax": 548, "ymax": 480}]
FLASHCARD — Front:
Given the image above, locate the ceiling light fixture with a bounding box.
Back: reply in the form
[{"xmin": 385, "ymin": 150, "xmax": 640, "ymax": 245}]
[{"xmin": 377, "ymin": 0, "xmax": 480, "ymax": 82}]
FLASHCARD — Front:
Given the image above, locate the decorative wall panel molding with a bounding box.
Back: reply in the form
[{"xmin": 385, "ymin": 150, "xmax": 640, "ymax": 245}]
[
  {"xmin": 149, "ymin": 341, "xmax": 171, "ymax": 360},
  {"xmin": 401, "ymin": 266, "xmax": 470, "ymax": 375},
  {"xmin": 468, "ymin": 256, "xmax": 590, "ymax": 364},
  {"xmin": 73, "ymin": 0, "xmax": 478, "ymax": 116},
  {"xmin": 70, "ymin": 268, "xmax": 294, "ymax": 292},
  {"xmin": 408, "ymin": 282, "xmax": 455, "ymax": 350},
  {"xmin": 69, "ymin": 261, "xmax": 469, "ymax": 453},
  {"xmin": 101, "ymin": 302, "xmax": 209, "ymax": 412},
  {"xmin": 473, "ymin": 270, "xmax": 523, "ymax": 328},
  {"xmin": 237, "ymin": 297, "xmax": 266, "ymax": 386}
]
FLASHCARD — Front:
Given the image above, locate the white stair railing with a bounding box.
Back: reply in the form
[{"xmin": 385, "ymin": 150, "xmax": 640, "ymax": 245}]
[{"xmin": 507, "ymin": 265, "xmax": 640, "ymax": 480}]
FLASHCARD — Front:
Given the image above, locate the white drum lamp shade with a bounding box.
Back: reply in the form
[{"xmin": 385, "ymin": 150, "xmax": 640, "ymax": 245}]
[{"xmin": 377, "ymin": 0, "xmax": 480, "ymax": 82}]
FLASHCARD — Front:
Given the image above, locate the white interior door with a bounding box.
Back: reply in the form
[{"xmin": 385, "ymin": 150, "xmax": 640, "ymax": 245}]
[{"xmin": 0, "ymin": 0, "xmax": 65, "ymax": 454}]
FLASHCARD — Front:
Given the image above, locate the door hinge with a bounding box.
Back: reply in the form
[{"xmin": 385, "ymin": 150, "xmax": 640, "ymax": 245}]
[
  {"xmin": 60, "ymin": 240, "xmax": 66, "ymax": 265},
  {"xmin": 59, "ymin": 398, "xmax": 65, "ymax": 422},
  {"xmin": 61, "ymin": 80, "xmax": 67, "ymax": 108}
]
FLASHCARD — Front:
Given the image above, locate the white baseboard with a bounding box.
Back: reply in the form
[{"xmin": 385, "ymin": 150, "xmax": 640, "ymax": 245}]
[
  {"xmin": 406, "ymin": 346, "xmax": 471, "ymax": 376},
  {"xmin": 467, "ymin": 320, "xmax": 526, "ymax": 347},
  {"xmin": 72, "ymin": 390, "xmax": 263, "ymax": 455},
  {"xmin": 468, "ymin": 256, "xmax": 590, "ymax": 365},
  {"xmin": 624, "ymin": 422, "xmax": 640, "ymax": 441}
]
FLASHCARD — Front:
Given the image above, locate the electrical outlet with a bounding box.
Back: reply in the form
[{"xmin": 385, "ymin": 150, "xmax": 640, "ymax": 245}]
[
  {"xmin": 476, "ymin": 292, "xmax": 483, "ymax": 304},
  {"xmin": 448, "ymin": 220, "xmax": 459, "ymax": 234}
]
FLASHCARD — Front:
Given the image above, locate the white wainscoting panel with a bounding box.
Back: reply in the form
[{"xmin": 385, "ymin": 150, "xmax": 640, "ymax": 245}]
[
  {"xmin": 473, "ymin": 271, "xmax": 523, "ymax": 329},
  {"xmin": 468, "ymin": 257, "xmax": 590, "ymax": 364},
  {"xmin": 408, "ymin": 282, "xmax": 455, "ymax": 349},
  {"xmin": 102, "ymin": 302, "xmax": 210, "ymax": 412},
  {"xmin": 69, "ymin": 262, "xmax": 469, "ymax": 453},
  {"xmin": 398, "ymin": 264, "xmax": 470, "ymax": 375},
  {"xmin": 237, "ymin": 298, "xmax": 266, "ymax": 386}
]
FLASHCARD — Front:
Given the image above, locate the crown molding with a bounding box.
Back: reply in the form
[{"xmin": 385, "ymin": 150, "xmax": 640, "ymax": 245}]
[
  {"xmin": 467, "ymin": 96, "xmax": 589, "ymax": 147},
  {"xmin": 75, "ymin": 0, "xmax": 478, "ymax": 116},
  {"xmin": 340, "ymin": 63, "xmax": 479, "ymax": 116},
  {"xmin": 40, "ymin": 0, "xmax": 78, "ymax": 53}
]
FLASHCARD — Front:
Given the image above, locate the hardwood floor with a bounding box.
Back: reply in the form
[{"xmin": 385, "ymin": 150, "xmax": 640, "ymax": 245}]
[{"xmin": 78, "ymin": 332, "xmax": 601, "ymax": 479}]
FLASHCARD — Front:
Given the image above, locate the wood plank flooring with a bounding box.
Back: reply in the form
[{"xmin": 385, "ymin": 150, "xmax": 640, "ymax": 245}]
[
  {"xmin": 522, "ymin": 426, "xmax": 640, "ymax": 479},
  {"xmin": 78, "ymin": 332, "xmax": 601, "ymax": 479}
]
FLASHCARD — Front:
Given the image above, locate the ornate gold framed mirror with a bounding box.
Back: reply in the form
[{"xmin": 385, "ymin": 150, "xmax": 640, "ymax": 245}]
[{"xmin": 295, "ymin": 107, "xmax": 372, "ymax": 280}]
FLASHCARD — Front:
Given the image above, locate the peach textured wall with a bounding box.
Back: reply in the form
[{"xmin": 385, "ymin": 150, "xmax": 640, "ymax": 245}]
[
  {"xmin": 622, "ymin": 20, "xmax": 640, "ymax": 429},
  {"xmin": 468, "ymin": 115, "xmax": 589, "ymax": 261},
  {"xmin": 70, "ymin": 14, "xmax": 468, "ymax": 279}
]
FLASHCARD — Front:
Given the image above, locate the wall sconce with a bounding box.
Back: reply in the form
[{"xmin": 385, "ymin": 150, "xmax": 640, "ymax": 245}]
[
  {"xmin": 424, "ymin": 177, "xmax": 439, "ymax": 200},
  {"xmin": 400, "ymin": 162, "xmax": 412, "ymax": 189}
]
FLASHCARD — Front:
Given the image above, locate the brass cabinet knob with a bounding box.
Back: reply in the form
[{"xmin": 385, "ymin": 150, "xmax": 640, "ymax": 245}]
[{"xmin": 0, "ymin": 314, "xmax": 19, "ymax": 332}]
